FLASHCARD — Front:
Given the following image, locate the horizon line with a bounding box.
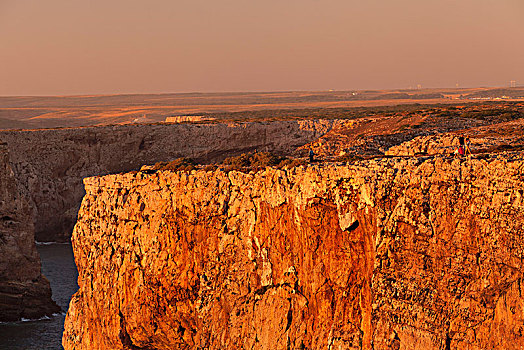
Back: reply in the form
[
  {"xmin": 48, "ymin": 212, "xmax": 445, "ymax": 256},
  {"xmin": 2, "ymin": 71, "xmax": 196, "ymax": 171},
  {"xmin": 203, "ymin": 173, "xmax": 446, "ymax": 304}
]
[{"xmin": 1, "ymin": 85, "xmax": 522, "ymax": 99}]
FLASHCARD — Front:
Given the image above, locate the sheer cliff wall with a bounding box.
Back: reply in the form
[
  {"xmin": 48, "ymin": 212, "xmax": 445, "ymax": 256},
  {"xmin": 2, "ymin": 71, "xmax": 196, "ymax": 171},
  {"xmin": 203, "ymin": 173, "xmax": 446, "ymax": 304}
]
[
  {"xmin": 0, "ymin": 120, "xmax": 334, "ymax": 241},
  {"xmin": 0, "ymin": 143, "xmax": 59, "ymax": 321},
  {"xmin": 64, "ymin": 154, "xmax": 524, "ymax": 349}
]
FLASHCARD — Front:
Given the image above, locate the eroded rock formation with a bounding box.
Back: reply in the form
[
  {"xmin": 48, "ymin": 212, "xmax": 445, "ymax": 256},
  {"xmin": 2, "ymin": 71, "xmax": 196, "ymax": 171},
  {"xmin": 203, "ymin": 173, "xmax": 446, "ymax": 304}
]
[
  {"xmin": 0, "ymin": 120, "xmax": 334, "ymax": 241},
  {"xmin": 64, "ymin": 153, "xmax": 524, "ymax": 349},
  {"xmin": 386, "ymin": 119, "xmax": 524, "ymax": 157},
  {"xmin": 0, "ymin": 143, "xmax": 59, "ymax": 322}
]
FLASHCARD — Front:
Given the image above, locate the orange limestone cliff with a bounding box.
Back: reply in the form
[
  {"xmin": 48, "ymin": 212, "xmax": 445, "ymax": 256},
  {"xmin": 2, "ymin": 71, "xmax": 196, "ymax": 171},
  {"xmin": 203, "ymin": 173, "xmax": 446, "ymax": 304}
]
[
  {"xmin": 0, "ymin": 119, "xmax": 334, "ymax": 242},
  {"xmin": 64, "ymin": 154, "xmax": 524, "ymax": 349}
]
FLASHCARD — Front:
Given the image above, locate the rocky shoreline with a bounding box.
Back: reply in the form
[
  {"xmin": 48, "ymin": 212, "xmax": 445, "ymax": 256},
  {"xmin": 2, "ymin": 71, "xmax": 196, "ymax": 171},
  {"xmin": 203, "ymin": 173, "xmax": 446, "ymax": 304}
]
[{"xmin": 0, "ymin": 144, "xmax": 59, "ymax": 322}]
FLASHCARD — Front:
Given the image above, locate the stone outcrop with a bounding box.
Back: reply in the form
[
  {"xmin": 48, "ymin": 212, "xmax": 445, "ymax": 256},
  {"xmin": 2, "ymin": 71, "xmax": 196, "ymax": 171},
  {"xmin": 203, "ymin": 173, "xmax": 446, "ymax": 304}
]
[
  {"xmin": 386, "ymin": 119, "xmax": 524, "ymax": 157},
  {"xmin": 0, "ymin": 143, "xmax": 60, "ymax": 322},
  {"xmin": 0, "ymin": 120, "xmax": 334, "ymax": 241},
  {"xmin": 304, "ymin": 105, "xmax": 524, "ymax": 161},
  {"xmin": 64, "ymin": 152, "xmax": 524, "ymax": 349},
  {"xmin": 165, "ymin": 116, "xmax": 214, "ymax": 123}
]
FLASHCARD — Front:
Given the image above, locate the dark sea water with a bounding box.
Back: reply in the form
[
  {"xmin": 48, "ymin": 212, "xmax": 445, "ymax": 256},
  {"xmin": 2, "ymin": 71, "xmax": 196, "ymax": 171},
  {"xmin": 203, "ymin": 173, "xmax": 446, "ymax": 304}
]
[{"xmin": 0, "ymin": 243, "xmax": 79, "ymax": 350}]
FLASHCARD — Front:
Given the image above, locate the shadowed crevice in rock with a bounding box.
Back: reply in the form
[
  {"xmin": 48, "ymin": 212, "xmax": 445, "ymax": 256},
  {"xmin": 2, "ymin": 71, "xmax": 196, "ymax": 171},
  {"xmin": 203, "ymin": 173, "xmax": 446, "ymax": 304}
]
[
  {"xmin": 445, "ymin": 333, "xmax": 452, "ymax": 350},
  {"xmin": 346, "ymin": 219, "xmax": 360, "ymax": 232},
  {"xmin": 118, "ymin": 311, "xmax": 154, "ymax": 350}
]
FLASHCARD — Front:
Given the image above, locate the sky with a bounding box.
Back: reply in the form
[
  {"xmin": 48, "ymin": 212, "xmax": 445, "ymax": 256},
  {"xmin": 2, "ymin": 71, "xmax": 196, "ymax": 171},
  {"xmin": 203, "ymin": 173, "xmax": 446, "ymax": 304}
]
[{"xmin": 0, "ymin": 0, "xmax": 523, "ymax": 96}]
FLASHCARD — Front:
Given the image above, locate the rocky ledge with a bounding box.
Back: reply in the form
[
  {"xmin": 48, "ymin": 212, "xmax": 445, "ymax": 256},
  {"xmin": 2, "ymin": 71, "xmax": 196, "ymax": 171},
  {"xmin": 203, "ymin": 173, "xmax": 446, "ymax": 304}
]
[
  {"xmin": 0, "ymin": 144, "xmax": 59, "ymax": 322},
  {"xmin": 64, "ymin": 153, "xmax": 524, "ymax": 349},
  {"xmin": 0, "ymin": 119, "xmax": 334, "ymax": 242}
]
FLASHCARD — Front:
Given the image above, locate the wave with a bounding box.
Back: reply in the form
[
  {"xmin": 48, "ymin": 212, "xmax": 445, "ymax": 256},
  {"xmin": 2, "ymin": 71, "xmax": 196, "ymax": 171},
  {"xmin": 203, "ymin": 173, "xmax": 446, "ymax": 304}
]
[
  {"xmin": 0, "ymin": 312, "xmax": 66, "ymax": 324},
  {"xmin": 1, "ymin": 316, "xmax": 49, "ymax": 325},
  {"xmin": 20, "ymin": 315, "xmax": 51, "ymax": 322},
  {"xmin": 35, "ymin": 241, "xmax": 70, "ymax": 245}
]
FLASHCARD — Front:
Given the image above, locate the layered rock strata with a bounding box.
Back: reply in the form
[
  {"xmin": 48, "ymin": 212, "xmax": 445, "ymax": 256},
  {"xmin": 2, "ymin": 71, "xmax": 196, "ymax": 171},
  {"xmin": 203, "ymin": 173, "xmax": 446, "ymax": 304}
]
[
  {"xmin": 0, "ymin": 120, "xmax": 334, "ymax": 241},
  {"xmin": 64, "ymin": 153, "xmax": 524, "ymax": 349},
  {"xmin": 0, "ymin": 143, "xmax": 59, "ymax": 321}
]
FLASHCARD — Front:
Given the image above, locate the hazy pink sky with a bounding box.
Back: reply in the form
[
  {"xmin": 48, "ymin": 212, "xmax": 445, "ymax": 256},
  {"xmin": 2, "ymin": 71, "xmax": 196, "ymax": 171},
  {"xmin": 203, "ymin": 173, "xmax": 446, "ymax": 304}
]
[{"xmin": 1, "ymin": 0, "xmax": 523, "ymax": 95}]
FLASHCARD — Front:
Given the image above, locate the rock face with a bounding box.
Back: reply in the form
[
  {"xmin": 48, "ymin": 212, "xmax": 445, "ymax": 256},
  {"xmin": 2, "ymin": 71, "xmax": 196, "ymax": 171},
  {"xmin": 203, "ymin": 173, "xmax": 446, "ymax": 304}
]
[
  {"xmin": 165, "ymin": 116, "xmax": 214, "ymax": 123},
  {"xmin": 0, "ymin": 143, "xmax": 60, "ymax": 321},
  {"xmin": 64, "ymin": 152, "xmax": 524, "ymax": 349},
  {"xmin": 0, "ymin": 120, "xmax": 333, "ymax": 241},
  {"xmin": 386, "ymin": 119, "xmax": 524, "ymax": 157}
]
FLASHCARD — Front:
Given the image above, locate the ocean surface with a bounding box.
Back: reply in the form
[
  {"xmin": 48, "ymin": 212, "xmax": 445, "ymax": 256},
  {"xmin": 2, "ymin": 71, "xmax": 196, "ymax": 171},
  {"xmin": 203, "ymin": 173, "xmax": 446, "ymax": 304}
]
[{"xmin": 0, "ymin": 243, "xmax": 79, "ymax": 350}]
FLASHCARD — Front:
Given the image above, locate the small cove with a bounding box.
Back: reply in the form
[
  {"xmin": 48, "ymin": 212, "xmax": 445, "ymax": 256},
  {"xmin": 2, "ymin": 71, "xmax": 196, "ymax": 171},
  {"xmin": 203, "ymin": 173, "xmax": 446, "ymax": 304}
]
[{"xmin": 0, "ymin": 243, "xmax": 78, "ymax": 350}]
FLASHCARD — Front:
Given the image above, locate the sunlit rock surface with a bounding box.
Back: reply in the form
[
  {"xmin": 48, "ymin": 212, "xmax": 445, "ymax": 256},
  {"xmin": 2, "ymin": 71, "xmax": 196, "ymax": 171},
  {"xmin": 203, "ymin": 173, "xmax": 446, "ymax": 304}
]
[
  {"xmin": 0, "ymin": 120, "xmax": 334, "ymax": 241},
  {"xmin": 64, "ymin": 153, "xmax": 524, "ymax": 349}
]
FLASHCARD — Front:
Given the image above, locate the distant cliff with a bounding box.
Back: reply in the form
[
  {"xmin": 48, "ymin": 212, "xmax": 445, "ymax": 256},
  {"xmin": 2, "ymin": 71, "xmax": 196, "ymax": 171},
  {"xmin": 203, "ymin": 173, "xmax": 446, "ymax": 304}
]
[
  {"xmin": 64, "ymin": 154, "xmax": 524, "ymax": 349},
  {"xmin": 0, "ymin": 120, "xmax": 334, "ymax": 241},
  {"xmin": 0, "ymin": 144, "xmax": 59, "ymax": 321}
]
